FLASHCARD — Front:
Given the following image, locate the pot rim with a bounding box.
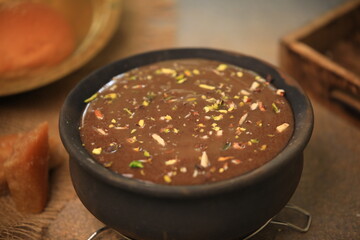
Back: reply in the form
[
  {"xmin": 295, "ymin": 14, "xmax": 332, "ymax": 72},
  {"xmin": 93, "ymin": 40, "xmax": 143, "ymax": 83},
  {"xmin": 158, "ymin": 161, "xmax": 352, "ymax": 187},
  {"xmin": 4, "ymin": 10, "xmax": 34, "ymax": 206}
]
[{"xmin": 59, "ymin": 47, "xmax": 314, "ymax": 198}]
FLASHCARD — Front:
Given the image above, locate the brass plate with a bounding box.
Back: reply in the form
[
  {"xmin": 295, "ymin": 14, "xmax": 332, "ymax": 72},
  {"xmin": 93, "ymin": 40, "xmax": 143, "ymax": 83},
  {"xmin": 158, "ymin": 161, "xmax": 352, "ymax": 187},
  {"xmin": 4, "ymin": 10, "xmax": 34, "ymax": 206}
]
[{"xmin": 0, "ymin": 0, "xmax": 122, "ymax": 96}]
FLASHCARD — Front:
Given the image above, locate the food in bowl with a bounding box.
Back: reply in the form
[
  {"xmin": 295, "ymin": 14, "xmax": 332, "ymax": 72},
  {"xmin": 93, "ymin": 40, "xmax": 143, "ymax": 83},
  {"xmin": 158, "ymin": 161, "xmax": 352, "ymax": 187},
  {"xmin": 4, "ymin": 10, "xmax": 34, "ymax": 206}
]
[
  {"xmin": 60, "ymin": 48, "xmax": 313, "ymax": 240},
  {"xmin": 80, "ymin": 59, "xmax": 294, "ymax": 185}
]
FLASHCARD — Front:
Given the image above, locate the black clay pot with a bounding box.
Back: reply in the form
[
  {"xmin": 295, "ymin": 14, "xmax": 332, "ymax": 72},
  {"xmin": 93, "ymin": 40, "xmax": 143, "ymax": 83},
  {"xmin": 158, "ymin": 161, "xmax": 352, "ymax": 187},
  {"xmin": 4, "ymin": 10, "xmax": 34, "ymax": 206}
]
[{"xmin": 59, "ymin": 48, "xmax": 313, "ymax": 240}]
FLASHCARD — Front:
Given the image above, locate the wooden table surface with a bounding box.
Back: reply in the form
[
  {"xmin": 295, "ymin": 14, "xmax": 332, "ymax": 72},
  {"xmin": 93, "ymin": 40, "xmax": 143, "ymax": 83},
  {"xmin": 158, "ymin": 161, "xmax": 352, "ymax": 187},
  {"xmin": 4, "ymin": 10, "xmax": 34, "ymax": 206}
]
[{"xmin": 0, "ymin": 0, "xmax": 359, "ymax": 239}]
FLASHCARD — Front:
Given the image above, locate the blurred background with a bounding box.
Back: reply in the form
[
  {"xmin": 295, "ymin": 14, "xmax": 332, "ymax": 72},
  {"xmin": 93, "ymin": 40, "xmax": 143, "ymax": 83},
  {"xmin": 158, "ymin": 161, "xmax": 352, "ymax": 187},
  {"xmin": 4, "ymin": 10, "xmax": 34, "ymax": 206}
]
[{"xmin": 177, "ymin": 0, "xmax": 347, "ymax": 64}]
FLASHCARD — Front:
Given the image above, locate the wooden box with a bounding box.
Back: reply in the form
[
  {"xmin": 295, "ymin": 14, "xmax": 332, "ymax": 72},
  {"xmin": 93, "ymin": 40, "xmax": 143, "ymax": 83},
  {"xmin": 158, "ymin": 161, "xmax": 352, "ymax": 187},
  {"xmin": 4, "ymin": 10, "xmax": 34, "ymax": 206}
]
[{"xmin": 279, "ymin": 0, "xmax": 360, "ymax": 123}]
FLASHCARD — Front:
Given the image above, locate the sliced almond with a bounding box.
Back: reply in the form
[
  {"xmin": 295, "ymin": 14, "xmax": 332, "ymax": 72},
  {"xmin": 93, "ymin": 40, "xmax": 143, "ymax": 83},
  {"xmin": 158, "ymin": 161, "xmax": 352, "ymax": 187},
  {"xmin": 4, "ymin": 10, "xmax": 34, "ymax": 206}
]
[
  {"xmin": 238, "ymin": 113, "xmax": 248, "ymax": 125},
  {"xmin": 276, "ymin": 123, "xmax": 290, "ymax": 133},
  {"xmin": 249, "ymin": 81, "xmax": 260, "ymax": 91},
  {"xmin": 200, "ymin": 151, "xmax": 210, "ymax": 168},
  {"xmin": 151, "ymin": 133, "xmax": 166, "ymax": 147},
  {"xmin": 165, "ymin": 159, "xmax": 177, "ymax": 166}
]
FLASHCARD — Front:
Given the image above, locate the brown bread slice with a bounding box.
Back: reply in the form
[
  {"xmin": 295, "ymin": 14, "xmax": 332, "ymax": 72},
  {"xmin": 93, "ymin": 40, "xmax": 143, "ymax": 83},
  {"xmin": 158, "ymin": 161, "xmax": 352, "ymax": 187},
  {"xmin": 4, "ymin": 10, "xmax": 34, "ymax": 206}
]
[{"xmin": 4, "ymin": 122, "xmax": 49, "ymax": 213}]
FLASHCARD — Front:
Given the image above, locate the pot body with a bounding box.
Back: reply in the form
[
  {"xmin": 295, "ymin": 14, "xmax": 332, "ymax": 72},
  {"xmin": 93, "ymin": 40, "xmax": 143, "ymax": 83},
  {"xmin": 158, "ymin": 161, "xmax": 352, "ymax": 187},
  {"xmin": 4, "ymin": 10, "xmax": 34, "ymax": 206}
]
[
  {"xmin": 70, "ymin": 153, "xmax": 303, "ymax": 240},
  {"xmin": 60, "ymin": 48, "xmax": 313, "ymax": 240}
]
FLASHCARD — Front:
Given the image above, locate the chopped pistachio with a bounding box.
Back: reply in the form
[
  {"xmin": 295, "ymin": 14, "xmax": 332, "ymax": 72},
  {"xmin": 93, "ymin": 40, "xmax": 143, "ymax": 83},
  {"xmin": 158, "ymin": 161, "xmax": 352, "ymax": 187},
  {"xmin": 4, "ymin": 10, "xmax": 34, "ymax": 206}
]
[
  {"xmin": 256, "ymin": 120, "xmax": 263, "ymax": 127},
  {"xmin": 272, "ymin": 103, "xmax": 280, "ymax": 113},
  {"xmin": 255, "ymin": 76, "xmax": 265, "ymax": 82},
  {"xmin": 165, "ymin": 159, "xmax": 177, "ymax": 166},
  {"xmin": 92, "ymin": 147, "xmax": 102, "ymax": 155},
  {"xmin": 146, "ymin": 91, "xmax": 157, "ymax": 101},
  {"xmin": 157, "ymin": 68, "xmax": 176, "ymax": 75},
  {"xmin": 260, "ymin": 145, "xmax": 267, "ymax": 151},
  {"xmin": 126, "ymin": 136, "xmax": 137, "ymax": 143},
  {"xmin": 176, "ymin": 73, "xmax": 185, "ymax": 80},
  {"xmin": 161, "ymin": 128, "xmax": 171, "ymax": 133},
  {"xmin": 163, "ymin": 175, "xmax": 172, "ymax": 183},
  {"xmin": 129, "ymin": 160, "xmax": 144, "ymax": 168},
  {"xmin": 143, "ymin": 150, "xmax": 151, "ymax": 157},
  {"xmin": 138, "ymin": 119, "xmax": 145, "ymax": 128},
  {"xmin": 236, "ymin": 71, "xmax": 243, "ymax": 77},
  {"xmin": 212, "ymin": 114, "xmax": 223, "ymax": 121},
  {"xmin": 216, "ymin": 64, "xmax": 228, "ymax": 71},
  {"xmin": 222, "ymin": 141, "xmax": 232, "ymax": 150},
  {"xmin": 177, "ymin": 78, "xmax": 187, "ymax": 84},
  {"xmin": 193, "ymin": 69, "xmax": 200, "ymax": 75},
  {"xmin": 212, "ymin": 126, "xmax": 221, "ymax": 131},
  {"xmin": 142, "ymin": 100, "xmax": 150, "ymax": 107},
  {"xmin": 132, "ymin": 84, "xmax": 146, "ymax": 89},
  {"xmin": 176, "ymin": 74, "xmax": 187, "ymax": 84},
  {"xmin": 129, "ymin": 75, "xmax": 137, "ymax": 80},
  {"xmin": 84, "ymin": 93, "xmax": 98, "ymax": 103},
  {"xmin": 243, "ymin": 95, "xmax": 251, "ymax": 103},
  {"xmin": 228, "ymin": 102, "xmax": 236, "ymax": 112},
  {"xmin": 123, "ymin": 108, "xmax": 133, "ymax": 115},
  {"xmin": 133, "ymin": 147, "xmax": 141, "ymax": 152},
  {"xmin": 199, "ymin": 84, "xmax": 216, "ymax": 90},
  {"xmin": 104, "ymin": 93, "xmax": 117, "ymax": 100},
  {"xmin": 103, "ymin": 162, "xmax": 113, "ymax": 168},
  {"xmin": 160, "ymin": 115, "xmax": 172, "ymax": 121}
]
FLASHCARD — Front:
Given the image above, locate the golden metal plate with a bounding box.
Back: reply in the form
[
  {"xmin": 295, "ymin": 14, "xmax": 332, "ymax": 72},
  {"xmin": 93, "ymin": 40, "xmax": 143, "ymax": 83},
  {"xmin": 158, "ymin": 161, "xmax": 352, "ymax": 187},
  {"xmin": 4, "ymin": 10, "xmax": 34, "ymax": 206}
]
[{"xmin": 0, "ymin": 0, "xmax": 122, "ymax": 96}]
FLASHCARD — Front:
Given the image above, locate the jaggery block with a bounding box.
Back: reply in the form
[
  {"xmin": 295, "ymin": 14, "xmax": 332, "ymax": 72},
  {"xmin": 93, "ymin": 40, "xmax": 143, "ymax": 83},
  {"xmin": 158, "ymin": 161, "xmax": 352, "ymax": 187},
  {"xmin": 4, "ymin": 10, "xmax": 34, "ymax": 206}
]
[
  {"xmin": 4, "ymin": 122, "xmax": 49, "ymax": 213},
  {"xmin": 0, "ymin": 132, "xmax": 63, "ymax": 195},
  {"xmin": 0, "ymin": 133, "xmax": 23, "ymax": 194}
]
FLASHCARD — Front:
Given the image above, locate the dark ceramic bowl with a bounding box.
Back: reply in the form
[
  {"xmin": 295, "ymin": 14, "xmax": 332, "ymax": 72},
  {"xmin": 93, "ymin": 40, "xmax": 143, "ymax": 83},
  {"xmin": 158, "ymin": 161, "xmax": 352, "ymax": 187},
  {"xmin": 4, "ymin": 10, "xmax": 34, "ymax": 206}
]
[{"xmin": 59, "ymin": 48, "xmax": 313, "ymax": 240}]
